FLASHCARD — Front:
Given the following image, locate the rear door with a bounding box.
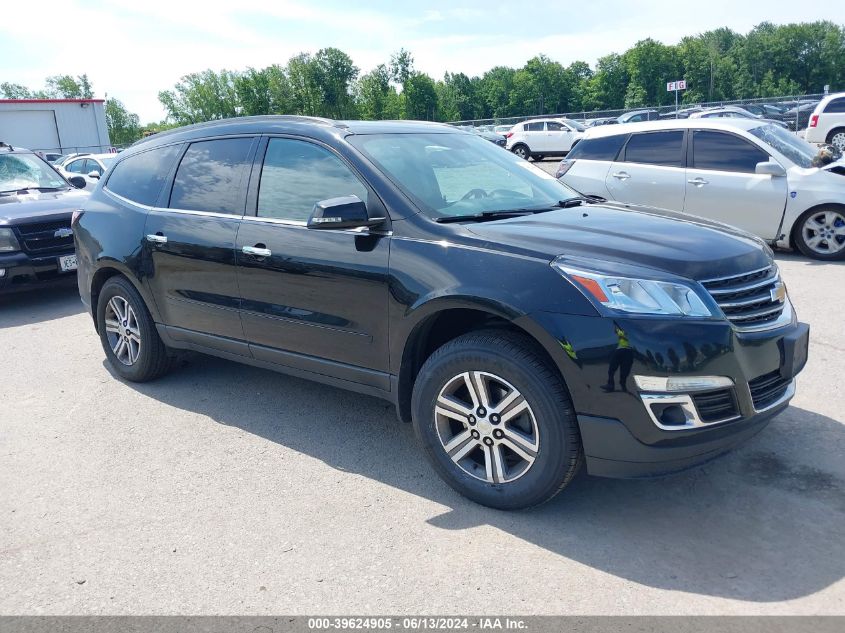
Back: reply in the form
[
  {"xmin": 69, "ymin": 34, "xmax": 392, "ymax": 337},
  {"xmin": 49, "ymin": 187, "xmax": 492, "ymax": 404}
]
[
  {"xmin": 605, "ymin": 129, "xmax": 687, "ymax": 211},
  {"xmin": 523, "ymin": 121, "xmax": 545, "ymax": 153},
  {"xmin": 684, "ymin": 129, "xmax": 787, "ymax": 239},
  {"xmin": 143, "ymin": 136, "xmax": 258, "ymax": 352},
  {"xmin": 235, "ymin": 137, "xmax": 391, "ymax": 386}
]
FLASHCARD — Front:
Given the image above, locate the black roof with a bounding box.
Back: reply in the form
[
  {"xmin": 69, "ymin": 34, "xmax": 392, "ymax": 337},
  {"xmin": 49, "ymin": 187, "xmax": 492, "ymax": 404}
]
[{"xmin": 132, "ymin": 116, "xmax": 455, "ymax": 153}]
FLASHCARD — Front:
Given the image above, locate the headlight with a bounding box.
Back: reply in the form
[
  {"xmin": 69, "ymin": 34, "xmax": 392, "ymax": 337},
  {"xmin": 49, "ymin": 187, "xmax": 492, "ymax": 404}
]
[
  {"xmin": 552, "ymin": 260, "xmax": 715, "ymax": 317},
  {"xmin": 0, "ymin": 228, "xmax": 21, "ymax": 252}
]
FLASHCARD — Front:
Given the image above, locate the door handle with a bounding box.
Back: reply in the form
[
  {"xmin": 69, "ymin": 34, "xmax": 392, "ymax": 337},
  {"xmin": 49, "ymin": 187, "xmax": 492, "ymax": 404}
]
[
  {"xmin": 611, "ymin": 172, "xmax": 630, "ymax": 180},
  {"xmin": 242, "ymin": 245, "xmax": 272, "ymax": 258},
  {"xmin": 145, "ymin": 233, "xmax": 167, "ymax": 244},
  {"xmin": 688, "ymin": 177, "xmax": 709, "ymax": 186}
]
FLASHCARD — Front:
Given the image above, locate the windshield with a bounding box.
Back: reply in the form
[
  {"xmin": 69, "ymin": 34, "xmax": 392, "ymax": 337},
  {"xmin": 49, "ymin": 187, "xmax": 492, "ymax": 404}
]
[
  {"xmin": 0, "ymin": 153, "xmax": 68, "ymax": 192},
  {"xmin": 749, "ymin": 124, "xmax": 818, "ymax": 168},
  {"xmin": 349, "ymin": 132, "xmax": 580, "ymax": 219},
  {"xmin": 563, "ymin": 118, "xmax": 586, "ymax": 132}
]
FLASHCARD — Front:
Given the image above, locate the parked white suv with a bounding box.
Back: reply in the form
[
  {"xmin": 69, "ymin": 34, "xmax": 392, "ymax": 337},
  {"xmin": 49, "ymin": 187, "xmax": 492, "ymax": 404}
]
[
  {"xmin": 556, "ymin": 119, "xmax": 845, "ymax": 260},
  {"xmin": 505, "ymin": 118, "xmax": 583, "ymax": 160},
  {"xmin": 57, "ymin": 153, "xmax": 116, "ymax": 190},
  {"xmin": 805, "ymin": 92, "xmax": 845, "ymax": 150}
]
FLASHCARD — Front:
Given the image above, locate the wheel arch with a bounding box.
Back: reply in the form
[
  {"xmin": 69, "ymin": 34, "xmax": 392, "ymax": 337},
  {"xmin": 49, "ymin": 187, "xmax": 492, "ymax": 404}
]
[
  {"xmin": 395, "ymin": 299, "xmax": 569, "ymax": 424},
  {"xmin": 825, "ymin": 126, "xmax": 845, "ymax": 144},
  {"xmin": 89, "ymin": 262, "xmax": 159, "ymax": 332}
]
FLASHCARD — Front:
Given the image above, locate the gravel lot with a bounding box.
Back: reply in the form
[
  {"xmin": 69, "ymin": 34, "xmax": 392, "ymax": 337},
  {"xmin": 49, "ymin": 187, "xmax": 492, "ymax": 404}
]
[{"xmin": 1, "ymin": 250, "xmax": 843, "ymax": 615}]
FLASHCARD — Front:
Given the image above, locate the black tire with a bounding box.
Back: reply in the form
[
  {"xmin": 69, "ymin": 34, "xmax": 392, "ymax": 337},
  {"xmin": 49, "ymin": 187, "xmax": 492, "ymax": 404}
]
[
  {"xmin": 826, "ymin": 128, "xmax": 845, "ymax": 152},
  {"xmin": 411, "ymin": 330, "xmax": 582, "ymax": 510},
  {"xmin": 793, "ymin": 207, "xmax": 845, "ymax": 261},
  {"xmin": 96, "ymin": 276, "xmax": 173, "ymax": 382},
  {"xmin": 511, "ymin": 144, "xmax": 530, "ymax": 160}
]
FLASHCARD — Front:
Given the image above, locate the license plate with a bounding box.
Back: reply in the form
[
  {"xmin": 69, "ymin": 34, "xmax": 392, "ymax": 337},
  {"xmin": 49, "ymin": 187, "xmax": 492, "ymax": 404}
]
[
  {"xmin": 59, "ymin": 254, "xmax": 77, "ymax": 272},
  {"xmin": 779, "ymin": 323, "xmax": 810, "ymax": 381}
]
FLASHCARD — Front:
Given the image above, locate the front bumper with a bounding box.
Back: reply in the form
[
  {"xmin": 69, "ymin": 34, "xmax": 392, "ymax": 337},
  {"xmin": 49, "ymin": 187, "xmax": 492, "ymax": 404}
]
[
  {"xmin": 527, "ymin": 311, "xmax": 809, "ymax": 478},
  {"xmin": 0, "ymin": 249, "xmax": 77, "ymax": 293}
]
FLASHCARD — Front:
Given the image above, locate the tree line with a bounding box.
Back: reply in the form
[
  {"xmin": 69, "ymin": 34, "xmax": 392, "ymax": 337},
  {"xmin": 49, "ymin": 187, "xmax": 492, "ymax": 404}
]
[{"xmin": 2, "ymin": 20, "xmax": 843, "ymax": 144}]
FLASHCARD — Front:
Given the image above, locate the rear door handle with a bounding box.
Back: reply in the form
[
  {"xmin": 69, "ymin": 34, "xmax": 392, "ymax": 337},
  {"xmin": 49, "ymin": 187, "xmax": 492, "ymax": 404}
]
[
  {"xmin": 688, "ymin": 177, "xmax": 709, "ymax": 186},
  {"xmin": 242, "ymin": 245, "xmax": 272, "ymax": 258},
  {"xmin": 611, "ymin": 171, "xmax": 630, "ymax": 180},
  {"xmin": 145, "ymin": 233, "xmax": 167, "ymax": 244}
]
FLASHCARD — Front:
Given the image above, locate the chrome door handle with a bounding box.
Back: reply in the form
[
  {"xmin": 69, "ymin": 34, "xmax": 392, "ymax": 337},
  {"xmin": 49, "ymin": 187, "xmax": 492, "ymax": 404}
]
[
  {"xmin": 242, "ymin": 245, "xmax": 272, "ymax": 258},
  {"xmin": 611, "ymin": 172, "xmax": 630, "ymax": 180},
  {"xmin": 688, "ymin": 177, "xmax": 709, "ymax": 186},
  {"xmin": 145, "ymin": 233, "xmax": 167, "ymax": 244}
]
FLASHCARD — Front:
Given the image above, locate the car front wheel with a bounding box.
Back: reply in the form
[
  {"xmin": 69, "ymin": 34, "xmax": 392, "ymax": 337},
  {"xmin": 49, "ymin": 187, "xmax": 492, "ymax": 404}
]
[
  {"xmin": 96, "ymin": 276, "xmax": 173, "ymax": 382},
  {"xmin": 794, "ymin": 207, "xmax": 845, "ymax": 260},
  {"xmin": 411, "ymin": 331, "xmax": 582, "ymax": 510},
  {"xmin": 511, "ymin": 145, "xmax": 530, "ymax": 160}
]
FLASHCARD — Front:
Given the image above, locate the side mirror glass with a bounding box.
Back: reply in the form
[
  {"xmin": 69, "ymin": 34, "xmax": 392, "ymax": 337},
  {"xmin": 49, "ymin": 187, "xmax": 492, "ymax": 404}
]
[
  {"xmin": 755, "ymin": 160, "xmax": 786, "ymax": 177},
  {"xmin": 307, "ymin": 195, "xmax": 385, "ymax": 230},
  {"xmin": 88, "ymin": 170, "xmax": 101, "ymax": 180},
  {"xmin": 68, "ymin": 175, "xmax": 87, "ymax": 189}
]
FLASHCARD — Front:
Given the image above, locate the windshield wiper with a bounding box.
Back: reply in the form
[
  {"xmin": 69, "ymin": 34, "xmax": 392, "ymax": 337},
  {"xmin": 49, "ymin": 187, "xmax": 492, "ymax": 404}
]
[
  {"xmin": 435, "ymin": 209, "xmax": 539, "ymax": 223},
  {"xmin": 558, "ymin": 195, "xmax": 607, "ymax": 208}
]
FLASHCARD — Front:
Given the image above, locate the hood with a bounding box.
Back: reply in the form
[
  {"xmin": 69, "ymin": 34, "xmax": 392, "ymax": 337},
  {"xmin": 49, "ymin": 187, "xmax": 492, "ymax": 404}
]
[
  {"xmin": 0, "ymin": 188, "xmax": 89, "ymax": 226},
  {"xmin": 463, "ymin": 203, "xmax": 771, "ymax": 281}
]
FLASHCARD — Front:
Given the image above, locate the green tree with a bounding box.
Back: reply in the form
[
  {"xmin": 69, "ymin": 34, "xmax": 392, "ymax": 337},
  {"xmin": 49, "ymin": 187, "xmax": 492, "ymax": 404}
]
[
  {"xmin": 403, "ymin": 72, "xmax": 438, "ymax": 120},
  {"xmin": 313, "ymin": 47, "xmax": 359, "ymax": 119},
  {"xmin": 158, "ymin": 69, "xmax": 239, "ymax": 124},
  {"xmin": 105, "ymin": 98, "xmax": 141, "ymax": 145},
  {"xmin": 357, "ymin": 64, "xmax": 401, "ymax": 120},
  {"xmin": 0, "ymin": 83, "xmax": 33, "ymax": 99},
  {"xmin": 437, "ymin": 72, "xmax": 478, "ymax": 121},
  {"xmin": 45, "ymin": 74, "xmax": 94, "ymax": 98}
]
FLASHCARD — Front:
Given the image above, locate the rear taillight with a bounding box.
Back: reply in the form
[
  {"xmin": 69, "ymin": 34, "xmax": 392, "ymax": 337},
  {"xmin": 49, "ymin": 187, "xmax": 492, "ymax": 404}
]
[
  {"xmin": 505, "ymin": 132, "xmax": 513, "ymax": 138},
  {"xmin": 555, "ymin": 160, "xmax": 575, "ymax": 179},
  {"xmin": 71, "ymin": 209, "xmax": 84, "ymax": 226},
  {"xmin": 809, "ymin": 114, "xmax": 819, "ymax": 128}
]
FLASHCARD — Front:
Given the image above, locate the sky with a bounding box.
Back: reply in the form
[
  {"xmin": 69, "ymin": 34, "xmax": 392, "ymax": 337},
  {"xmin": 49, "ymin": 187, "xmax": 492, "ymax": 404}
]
[{"xmin": 1, "ymin": 1, "xmax": 840, "ymax": 123}]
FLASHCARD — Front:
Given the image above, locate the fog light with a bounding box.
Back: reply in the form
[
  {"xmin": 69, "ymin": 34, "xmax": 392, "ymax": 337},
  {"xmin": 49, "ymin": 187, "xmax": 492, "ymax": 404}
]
[{"xmin": 634, "ymin": 375, "xmax": 734, "ymax": 392}]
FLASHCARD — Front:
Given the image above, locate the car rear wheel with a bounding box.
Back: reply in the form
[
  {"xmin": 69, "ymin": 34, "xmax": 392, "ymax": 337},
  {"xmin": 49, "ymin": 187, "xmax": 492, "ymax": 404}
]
[
  {"xmin": 511, "ymin": 144, "xmax": 530, "ymax": 160},
  {"xmin": 794, "ymin": 207, "xmax": 845, "ymax": 260},
  {"xmin": 827, "ymin": 128, "xmax": 845, "ymax": 152},
  {"xmin": 96, "ymin": 276, "xmax": 173, "ymax": 382},
  {"xmin": 411, "ymin": 330, "xmax": 582, "ymax": 510}
]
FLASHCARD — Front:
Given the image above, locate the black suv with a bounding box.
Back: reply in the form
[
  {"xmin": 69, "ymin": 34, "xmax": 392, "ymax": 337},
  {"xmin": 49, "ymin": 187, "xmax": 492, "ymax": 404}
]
[
  {"xmin": 1, "ymin": 143, "xmax": 89, "ymax": 292},
  {"xmin": 74, "ymin": 117, "xmax": 809, "ymax": 509}
]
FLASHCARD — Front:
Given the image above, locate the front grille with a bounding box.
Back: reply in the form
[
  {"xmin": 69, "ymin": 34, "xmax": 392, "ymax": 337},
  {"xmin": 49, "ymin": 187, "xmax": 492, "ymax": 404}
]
[
  {"xmin": 700, "ymin": 265, "xmax": 786, "ymax": 330},
  {"xmin": 691, "ymin": 388, "xmax": 739, "ymax": 422},
  {"xmin": 14, "ymin": 219, "xmax": 73, "ymax": 254},
  {"xmin": 748, "ymin": 370, "xmax": 790, "ymax": 410}
]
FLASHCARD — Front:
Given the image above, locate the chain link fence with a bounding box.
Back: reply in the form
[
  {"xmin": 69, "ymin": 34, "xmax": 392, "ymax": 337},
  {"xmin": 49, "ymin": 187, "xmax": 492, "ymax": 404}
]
[{"xmin": 449, "ymin": 93, "xmax": 829, "ymax": 132}]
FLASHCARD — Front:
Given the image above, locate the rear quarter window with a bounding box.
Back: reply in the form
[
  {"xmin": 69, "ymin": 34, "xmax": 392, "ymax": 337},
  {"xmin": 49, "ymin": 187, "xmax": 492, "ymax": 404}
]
[
  {"xmin": 105, "ymin": 144, "xmax": 181, "ymax": 206},
  {"xmin": 823, "ymin": 98, "xmax": 845, "ymax": 114},
  {"xmin": 623, "ymin": 130, "xmax": 684, "ymax": 167},
  {"xmin": 567, "ymin": 135, "xmax": 627, "ymax": 161}
]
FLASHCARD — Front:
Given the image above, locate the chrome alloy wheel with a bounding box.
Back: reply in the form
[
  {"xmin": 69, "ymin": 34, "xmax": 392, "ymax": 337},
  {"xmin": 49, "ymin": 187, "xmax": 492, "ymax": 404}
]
[
  {"xmin": 801, "ymin": 209, "xmax": 845, "ymax": 256},
  {"xmin": 104, "ymin": 296, "xmax": 142, "ymax": 366},
  {"xmin": 830, "ymin": 131, "xmax": 845, "ymax": 151},
  {"xmin": 435, "ymin": 371, "xmax": 540, "ymax": 484}
]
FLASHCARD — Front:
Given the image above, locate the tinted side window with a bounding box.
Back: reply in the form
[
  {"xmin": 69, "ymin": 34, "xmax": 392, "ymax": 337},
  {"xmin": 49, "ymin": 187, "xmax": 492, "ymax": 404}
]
[
  {"xmin": 692, "ymin": 130, "xmax": 768, "ymax": 173},
  {"xmin": 526, "ymin": 122, "xmax": 544, "ymax": 131},
  {"xmin": 257, "ymin": 139, "xmax": 368, "ymax": 222},
  {"xmin": 547, "ymin": 121, "xmax": 565, "ymax": 131},
  {"xmin": 169, "ymin": 138, "xmax": 254, "ymax": 214},
  {"xmin": 105, "ymin": 144, "xmax": 181, "ymax": 206},
  {"xmin": 824, "ymin": 98, "xmax": 845, "ymax": 114},
  {"xmin": 568, "ymin": 134, "xmax": 627, "ymax": 161},
  {"xmin": 623, "ymin": 131, "xmax": 684, "ymax": 167},
  {"xmin": 66, "ymin": 159, "xmax": 85, "ymax": 173}
]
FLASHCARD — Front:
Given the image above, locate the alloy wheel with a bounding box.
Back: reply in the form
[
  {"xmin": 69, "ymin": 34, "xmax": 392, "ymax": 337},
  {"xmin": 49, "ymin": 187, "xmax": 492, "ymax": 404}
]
[
  {"xmin": 801, "ymin": 210, "xmax": 845, "ymax": 256},
  {"xmin": 104, "ymin": 296, "xmax": 142, "ymax": 366},
  {"xmin": 434, "ymin": 371, "xmax": 539, "ymax": 484},
  {"xmin": 513, "ymin": 147, "xmax": 528, "ymax": 159},
  {"xmin": 829, "ymin": 131, "xmax": 845, "ymax": 151}
]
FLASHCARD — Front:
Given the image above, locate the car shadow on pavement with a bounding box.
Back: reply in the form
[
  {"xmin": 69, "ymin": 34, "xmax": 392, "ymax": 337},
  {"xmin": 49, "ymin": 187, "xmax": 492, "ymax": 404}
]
[
  {"xmin": 120, "ymin": 353, "xmax": 845, "ymax": 604},
  {"xmin": 0, "ymin": 282, "xmax": 84, "ymax": 328}
]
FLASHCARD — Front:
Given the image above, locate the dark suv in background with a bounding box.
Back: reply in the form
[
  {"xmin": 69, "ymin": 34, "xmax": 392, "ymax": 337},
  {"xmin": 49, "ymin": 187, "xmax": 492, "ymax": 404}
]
[
  {"xmin": 74, "ymin": 116, "xmax": 809, "ymax": 509},
  {"xmin": 1, "ymin": 142, "xmax": 88, "ymax": 293}
]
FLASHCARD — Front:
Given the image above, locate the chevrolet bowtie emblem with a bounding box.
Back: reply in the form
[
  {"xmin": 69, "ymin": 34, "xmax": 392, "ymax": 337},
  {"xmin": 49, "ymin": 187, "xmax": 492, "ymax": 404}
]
[
  {"xmin": 770, "ymin": 282, "xmax": 786, "ymax": 303},
  {"xmin": 54, "ymin": 228, "xmax": 73, "ymax": 238}
]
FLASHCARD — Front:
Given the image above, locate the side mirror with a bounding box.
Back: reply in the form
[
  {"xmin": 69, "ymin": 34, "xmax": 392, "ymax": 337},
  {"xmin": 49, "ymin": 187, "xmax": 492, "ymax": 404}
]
[
  {"xmin": 755, "ymin": 160, "xmax": 786, "ymax": 177},
  {"xmin": 88, "ymin": 170, "xmax": 101, "ymax": 180},
  {"xmin": 307, "ymin": 195, "xmax": 385, "ymax": 230},
  {"xmin": 68, "ymin": 175, "xmax": 87, "ymax": 189}
]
